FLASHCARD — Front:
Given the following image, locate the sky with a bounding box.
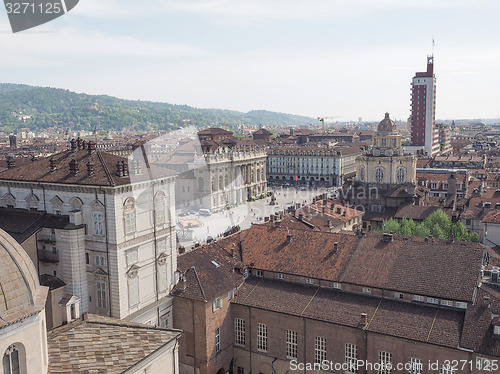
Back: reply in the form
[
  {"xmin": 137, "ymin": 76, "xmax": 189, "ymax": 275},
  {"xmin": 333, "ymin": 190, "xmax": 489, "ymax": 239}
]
[{"xmin": 1, "ymin": 0, "xmax": 500, "ymax": 122}]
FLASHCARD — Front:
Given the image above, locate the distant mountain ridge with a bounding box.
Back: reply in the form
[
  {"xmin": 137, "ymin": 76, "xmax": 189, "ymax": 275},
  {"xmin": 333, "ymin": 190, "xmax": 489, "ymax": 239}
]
[{"xmin": 0, "ymin": 83, "xmax": 315, "ymax": 133}]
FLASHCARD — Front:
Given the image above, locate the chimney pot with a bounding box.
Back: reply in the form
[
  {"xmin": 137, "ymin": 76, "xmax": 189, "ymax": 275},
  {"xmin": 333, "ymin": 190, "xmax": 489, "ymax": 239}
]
[
  {"xmin": 87, "ymin": 161, "xmax": 94, "ymax": 176},
  {"xmin": 298, "ymin": 213, "xmax": 304, "ymax": 221},
  {"xmin": 333, "ymin": 241, "xmax": 338, "ymax": 251},
  {"xmin": 483, "ymin": 296, "xmax": 491, "ymax": 308},
  {"xmin": 70, "ymin": 138, "xmax": 77, "ymax": 151},
  {"xmin": 76, "ymin": 137, "xmax": 82, "ymax": 150},
  {"xmin": 88, "ymin": 141, "xmax": 96, "ymax": 155},
  {"xmin": 286, "ymin": 233, "xmax": 292, "ymax": 244},
  {"xmin": 49, "ymin": 158, "xmax": 56, "ymax": 172},
  {"xmin": 6, "ymin": 158, "xmax": 15, "ymax": 169},
  {"xmin": 69, "ymin": 159, "xmax": 79, "ymax": 176}
]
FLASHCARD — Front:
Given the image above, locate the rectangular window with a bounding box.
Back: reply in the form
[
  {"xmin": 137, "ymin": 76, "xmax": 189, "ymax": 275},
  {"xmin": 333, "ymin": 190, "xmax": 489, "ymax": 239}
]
[
  {"xmin": 362, "ymin": 287, "xmax": 371, "ymax": 294},
  {"xmin": 257, "ymin": 323, "xmax": 267, "ymax": 352},
  {"xmin": 213, "ymin": 297, "xmax": 222, "ymax": 312},
  {"xmin": 345, "ymin": 343, "xmax": 358, "ymax": 374},
  {"xmin": 255, "ymin": 270, "xmax": 263, "ymax": 277},
  {"xmin": 378, "ymin": 351, "xmax": 392, "ymax": 374},
  {"xmin": 155, "ymin": 209, "xmax": 165, "ymax": 225},
  {"xmin": 96, "ymin": 281, "xmax": 107, "ymax": 309},
  {"xmin": 427, "ymin": 297, "xmax": 438, "ymax": 304},
  {"xmin": 95, "ymin": 255, "xmax": 106, "ymax": 267},
  {"xmin": 305, "ymin": 278, "xmax": 314, "ymax": 284},
  {"xmin": 441, "ymin": 299, "xmax": 453, "ymax": 307},
  {"xmin": 85, "ymin": 253, "xmax": 89, "ymax": 264},
  {"xmin": 235, "ymin": 318, "xmax": 245, "ymax": 346},
  {"xmin": 93, "ymin": 213, "xmax": 104, "ymax": 236},
  {"xmin": 237, "ymin": 367, "xmax": 244, "ymax": 374},
  {"xmin": 413, "ymin": 295, "xmax": 424, "ymax": 302},
  {"xmin": 286, "ymin": 330, "xmax": 297, "ymax": 359},
  {"xmin": 408, "ymin": 358, "xmax": 422, "ymax": 374},
  {"xmin": 159, "ymin": 312, "xmax": 170, "ymax": 328},
  {"xmin": 215, "ymin": 327, "xmax": 220, "ymax": 352},
  {"xmin": 333, "ymin": 282, "xmax": 341, "ymax": 289},
  {"xmin": 128, "ymin": 277, "xmax": 139, "ymax": 307},
  {"xmin": 55, "ymin": 210, "xmax": 62, "ymax": 215},
  {"xmin": 314, "ymin": 336, "xmax": 326, "ymax": 364},
  {"xmin": 278, "ymin": 273, "xmax": 284, "ymax": 280},
  {"xmin": 125, "ymin": 212, "xmax": 136, "ymax": 234}
]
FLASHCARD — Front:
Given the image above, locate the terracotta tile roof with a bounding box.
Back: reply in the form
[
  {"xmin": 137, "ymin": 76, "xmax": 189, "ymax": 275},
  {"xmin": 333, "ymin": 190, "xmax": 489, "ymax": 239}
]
[
  {"xmin": 198, "ymin": 127, "xmax": 233, "ymax": 136},
  {"xmin": 482, "ymin": 209, "xmax": 500, "ymax": 224},
  {"xmin": 233, "ymin": 278, "xmax": 464, "ymax": 349},
  {"xmin": 0, "ymin": 148, "xmax": 175, "ymax": 187},
  {"xmin": 47, "ymin": 314, "xmax": 182, "ymax": 373},
  {"xmin": 340, "ymin": 233, "xmax": 484, "ymax": 302},
  {"xmin": 460, "ymin": 285, "xmax": 500, "ymax": 356},
  {"xmin": 172, "ymin": 242, "xmax": 244, "ymax": 301},
  {"xmin": 240, "ymin": 225, "xmax": 360, "ymax": 280},
  {"xmin": 417, "ymin": 172, "xmax": 467, "ymax": 183},
  {"xmin": 394, "ymin": 205, "xmax": 452, "ymax": 221}
]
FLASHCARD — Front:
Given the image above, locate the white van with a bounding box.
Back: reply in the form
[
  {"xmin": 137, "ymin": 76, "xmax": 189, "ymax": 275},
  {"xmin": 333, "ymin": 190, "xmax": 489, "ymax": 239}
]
[{"xmin": 199, "ymin": 209, "xmax": 212, "ymax": 216}]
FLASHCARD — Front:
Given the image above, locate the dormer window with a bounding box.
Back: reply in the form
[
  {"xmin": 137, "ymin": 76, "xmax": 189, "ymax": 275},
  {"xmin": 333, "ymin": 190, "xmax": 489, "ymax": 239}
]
[
  {"xmin": 494, "ymin": 325, "xmax": 500, "ymax": 336},
  {"xmin": 255, "ymin": 270, "xmax": 263, "ymax": 277},
  {"xmin": 362, "ymin": 287, "xmax": 371, "ymax": 294}
]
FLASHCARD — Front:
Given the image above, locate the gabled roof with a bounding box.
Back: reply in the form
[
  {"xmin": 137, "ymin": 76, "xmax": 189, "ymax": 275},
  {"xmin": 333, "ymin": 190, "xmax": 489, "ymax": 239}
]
[{"xmin": 172, "ymin": 242, "xmax": 244, "ymax": 301}]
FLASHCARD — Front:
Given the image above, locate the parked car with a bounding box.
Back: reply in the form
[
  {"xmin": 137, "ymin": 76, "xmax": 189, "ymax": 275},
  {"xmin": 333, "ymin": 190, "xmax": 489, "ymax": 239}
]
[
  {"xmin": 198, "ymin": 209, "xmax": 212, "ymax": 216},
  {"xmin": 178, "ymin": 211, "xmax": 188, "ymax": 217},
  {"xmin": 188, "ymin": 210, "xmax": 196, "ymax": 215}
]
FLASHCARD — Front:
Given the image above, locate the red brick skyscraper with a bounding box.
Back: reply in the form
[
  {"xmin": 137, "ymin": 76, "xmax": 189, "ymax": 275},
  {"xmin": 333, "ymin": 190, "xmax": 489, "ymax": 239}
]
[{"xmin": 410, "ymin": 55, "xmax": 439, "ymax": 156}]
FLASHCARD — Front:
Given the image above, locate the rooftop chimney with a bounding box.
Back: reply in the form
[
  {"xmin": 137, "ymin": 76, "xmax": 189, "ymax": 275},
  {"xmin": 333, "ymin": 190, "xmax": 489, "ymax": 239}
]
[
  {"xmin": 70, "ymin": 138, "xmax": 77, "ymax": 152},
  {"xmin": 322, "ymin": 206, "xmax": 326, "ymax": 214},
  {"xmin": 76, "ymin": 137, "xmax": 83, "ymax": 150},
  {"xmin": 298, "ymin": 213, "xmax": 304, "ymax": 221},
  {"xmin": 87, "ymin": 140, "xmax": 96, "ymax": 155},
  {"xmin": 6, "ymin": 158, "xmax": 15, "ymax": 169},
  {"xmin": 286, "ymin": 233, "xmax": 292, "ymax": 244},
  {"xmin": 483, "ymin": 296, "xmax": 491, "ymax": 308},
  {"xmin": 274, "ymin": 219, "xmax": 281, "ymax": 228},
  {"xmin": 87, "ymin": 161, "xmax": 94, "ymax": 176},
  {"xmin": 81, "ymin": 140, "xmax": 86, "ymax": 150},
  {"xmin": 382, "ymin": 233, "xmax": 394, "ymax": 242},
  {"xmin": 116, "ymin": 161, "xmax": 124, "ymax": 177},
  {"xmin": 333, "ymin": 242, "xmax": 338, "ymax": 252},
  {"xmin": 49, "ymin": 158, "xmax": 56, "ymax": 173},
  {"xmin": 69, "ymin": 159, "xmax": 78, "ymax": 176},
  {"xmin": 122, "ymin": 161, "xmax": 128, "ymax": 176}
]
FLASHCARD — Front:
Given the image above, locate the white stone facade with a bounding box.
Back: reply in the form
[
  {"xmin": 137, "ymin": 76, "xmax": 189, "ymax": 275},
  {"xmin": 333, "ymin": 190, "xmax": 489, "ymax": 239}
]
[{"xmin": 0, "ymin": 176, "xmax": 177, "ymax": 326}]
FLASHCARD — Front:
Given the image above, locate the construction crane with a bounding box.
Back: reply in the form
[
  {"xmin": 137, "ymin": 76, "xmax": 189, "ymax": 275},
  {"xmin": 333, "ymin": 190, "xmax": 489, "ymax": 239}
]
[{"xmin": 317, "ymin": 116, "xmax": 341, "ymax": 133}]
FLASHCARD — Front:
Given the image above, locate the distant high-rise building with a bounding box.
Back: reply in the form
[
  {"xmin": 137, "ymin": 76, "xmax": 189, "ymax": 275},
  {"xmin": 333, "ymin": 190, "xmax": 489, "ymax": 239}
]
[
  {"xmin": 9, "ymin": 134, "xmax": 16, "ymax": 148},
  {"xmin": 410, "ymin": 56, "xmax": 439, "ymax": 156}
]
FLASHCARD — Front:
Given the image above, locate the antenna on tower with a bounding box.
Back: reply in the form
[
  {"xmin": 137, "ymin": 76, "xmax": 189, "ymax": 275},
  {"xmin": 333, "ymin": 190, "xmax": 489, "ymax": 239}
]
[{"xmin": 432, "ymin": 38, "xmax": 435, "ymax": 57}]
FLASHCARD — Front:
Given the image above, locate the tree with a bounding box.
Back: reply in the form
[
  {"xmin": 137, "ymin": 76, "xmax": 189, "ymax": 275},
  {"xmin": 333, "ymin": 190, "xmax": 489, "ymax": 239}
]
[
  {"xmin": 414, "ymin": 223, "xmax": 431, "ymax": 237},
  {"xmin": 379, "ymin": 218, "xmax": 400, "ymax": 234},
  {"xmin": 399, "ymin": 218, "xmax": 416, "ymax": 235}
]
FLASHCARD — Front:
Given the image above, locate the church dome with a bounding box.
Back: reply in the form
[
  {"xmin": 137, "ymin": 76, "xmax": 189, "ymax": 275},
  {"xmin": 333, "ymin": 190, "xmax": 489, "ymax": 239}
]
[
  {"xmin": 0, "ymin": 228, "xmax": 41, "ymax": 327},
  {"xmin": 377, "ymin": 113, "xmax": 398, "ymax": 134}
]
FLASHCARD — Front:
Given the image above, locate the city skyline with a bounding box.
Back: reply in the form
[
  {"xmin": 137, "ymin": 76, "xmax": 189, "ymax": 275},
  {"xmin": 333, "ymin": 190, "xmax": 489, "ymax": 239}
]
[{"xmin": 2, "ymin": 0, "xmax": 500, "ymax": 122}]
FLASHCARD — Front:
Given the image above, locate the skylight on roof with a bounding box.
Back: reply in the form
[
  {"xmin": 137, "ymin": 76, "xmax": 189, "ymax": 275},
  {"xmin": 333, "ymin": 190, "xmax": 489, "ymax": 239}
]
[{"xmin": 211, "ymin": 260, "xmax": 220, "ymax": 268}]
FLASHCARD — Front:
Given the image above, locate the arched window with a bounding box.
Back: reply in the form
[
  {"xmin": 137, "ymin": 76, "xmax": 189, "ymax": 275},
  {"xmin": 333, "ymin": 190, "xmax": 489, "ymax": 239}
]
[
  {"xmin": 360, "ymin": 167, "xmax": 365, "ymax": 181},
  {"xmin": 154, "ymin": 191, "xmax": 166, "ymax": 225},
  {"xmin": 397, "ymin": 168, "xmax": 405, "ymax": 184},
  {"xmin": 70, "ymin": 197, "xmax": 83, "ymax": 211},
  {"xmin": 211, "ymin": 177, "xmax": 216, "ymax": 192},
  {"xmin": 3, "ymin": 345, "xmax": 20, "ymax": 374},
  {"xmin": 375, "ymin": 168, "xmax": 384, "ymax": 184},
  {"xmin": 123, "ymin": 197, "xmax": 136, "ymax": 234}
]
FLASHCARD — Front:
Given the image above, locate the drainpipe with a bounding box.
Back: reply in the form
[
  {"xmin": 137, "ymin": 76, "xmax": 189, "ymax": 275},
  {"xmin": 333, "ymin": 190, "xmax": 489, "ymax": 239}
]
[{"xmin": 102, "ymin": 188, "xmax": 112, "ymax": 318}]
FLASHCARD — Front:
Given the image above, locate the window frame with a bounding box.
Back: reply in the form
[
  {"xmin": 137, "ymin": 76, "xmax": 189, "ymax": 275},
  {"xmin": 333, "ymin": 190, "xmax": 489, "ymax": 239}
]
[
  {"xmin": 286, "ymin": 330, "xmax": 298, "ymax": 359},
  {"xmin": 314, "ymin": 336, "xmax": 326, "ymax": 364},
  {"xmin": 235, "ymin": 318, "xmax": 245, "ymax": 346},
  {"xmin": 257, "ymin": 323, "xmax": 268, "ymax": 352}
]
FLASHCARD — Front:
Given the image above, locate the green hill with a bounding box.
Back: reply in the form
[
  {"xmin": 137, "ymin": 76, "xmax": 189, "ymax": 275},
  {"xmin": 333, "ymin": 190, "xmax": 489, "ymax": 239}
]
[{"xmin": 0, "ymin": 83, "xmax": 314, "ymax": 133}]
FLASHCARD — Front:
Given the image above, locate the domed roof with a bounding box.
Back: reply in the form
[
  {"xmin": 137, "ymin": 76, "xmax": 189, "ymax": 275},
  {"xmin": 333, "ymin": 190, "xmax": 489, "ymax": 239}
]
[
  {"xmin": 0, "ymin": 228, "xmax": 42, "ymax": 327},
  {"xmin": 377, "ymin": 113, "xmax": 398, "ymax": 134}
]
